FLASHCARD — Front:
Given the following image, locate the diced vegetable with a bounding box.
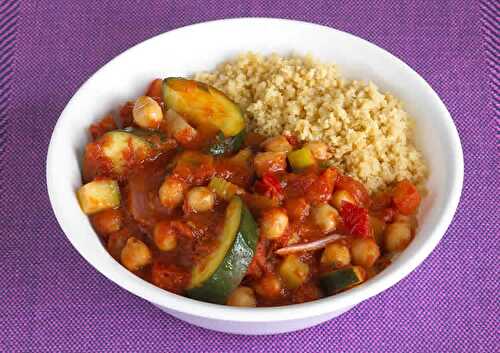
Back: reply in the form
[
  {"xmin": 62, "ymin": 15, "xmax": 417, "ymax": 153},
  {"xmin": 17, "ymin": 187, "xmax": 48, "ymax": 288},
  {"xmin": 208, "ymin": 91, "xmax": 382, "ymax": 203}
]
[
  {"xmin": 254, "ymin": 152, "xmax": 287, "ymax": 177},
  {"xmin": 254, "ymin": 172, "xmax": 283, "ymax": 199},
  {"xmin": 208, "ymin": 177, "xmax": 242, "ymax": 201},
  {"xmin": 163, "ymin": 78, "xmax": 245, "ymax": 137},
  {"xmin": 187, "ymin": 197, "xmax": 258, "ymax": 304},
  {"xmin": 392, "ymin": 180, "xmax": 421, "ymax": 215},
  {"xmin": 305, "ymin": 168, "xmax": 337, "ymax": 204},
  {"xmin": 241, "ymin": 193, "xmax": 280, "ymax": 214},
  {"xmin": 287, "ymin": 148, "xmax": 316, "ymax": 170},
  {"xmin": 172, "ymin": 151, "xmax": 215, "ymax": 185},
  {"xmin": 336, "ymin": 175, "xmax": 371, "ymax": 208},
  {"xmin": 133, "ymin": 95, "xmax": 163, "ymax": 129},
  {"xmin": 279, "ymin": 255, "xmax": 310, "ymax": 289},
  {"xmin": 77, "ymin": 179, "xmax": 121, "ymax": 215},
  {"xmin": 303, "ymin": 142, "xmax": 331, "ymax": 160},
  {"xmin": 146, "ymin": 78, "xmax": 163, "ymax": 101},
  {"xmin": 230, "ymin": 148, "xmax": 252, "ymax": 167},
  {"xmin": 320, "ymin": 266, "xmax": 365, "ymax": 294},
  {"xmin": 284, "ymin": 197, "xmax": 310, "ymax": 221},
  {"xmin": 89, "ymin": 114, "xmax": 117, "ymax": 140},
  {"xmin": 164, "ymin": 109, "xmax": 197, "ymax": 145},
  {"xmin": 339, "ymin": 201, "xmax": 371, "ymax": 237},
  {"xmin": 208, "ymin": 130, "xmax": 245, "ymax": 156},
  {"xmin": 151, "ymin": 262, "xmax": 191, "ymax": 294},
  {"xmin": 84, "ymin": 130, "xmax": 154, "ymax": 179}
]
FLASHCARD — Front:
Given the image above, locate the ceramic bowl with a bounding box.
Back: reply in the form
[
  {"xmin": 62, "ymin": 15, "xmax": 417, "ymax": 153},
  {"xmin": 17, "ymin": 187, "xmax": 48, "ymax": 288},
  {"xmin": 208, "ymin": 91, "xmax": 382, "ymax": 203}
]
[{"xmin": 47, "ymin": 18, "xmax": 463, "ymax": 335}]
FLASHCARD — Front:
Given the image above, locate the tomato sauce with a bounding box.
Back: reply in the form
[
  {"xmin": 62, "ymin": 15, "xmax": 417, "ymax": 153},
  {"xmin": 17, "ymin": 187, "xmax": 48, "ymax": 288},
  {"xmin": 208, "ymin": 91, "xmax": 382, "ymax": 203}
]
[{"xmin": 79, "ymin": 79, "xmax": 422, "ymax": 307}]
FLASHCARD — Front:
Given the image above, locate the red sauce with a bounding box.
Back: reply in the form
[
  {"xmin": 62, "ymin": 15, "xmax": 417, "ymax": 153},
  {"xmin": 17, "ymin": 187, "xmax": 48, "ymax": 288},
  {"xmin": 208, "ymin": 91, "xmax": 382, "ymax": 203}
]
[{"xmin": 81, "ymin": 80, "xmax": 422, "ymax": 307}]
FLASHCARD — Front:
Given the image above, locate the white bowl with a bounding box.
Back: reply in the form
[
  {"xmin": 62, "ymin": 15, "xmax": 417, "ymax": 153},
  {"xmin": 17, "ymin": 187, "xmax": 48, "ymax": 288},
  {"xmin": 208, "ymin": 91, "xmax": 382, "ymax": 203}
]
[{"xmin": 46, "ymin": 18, "xmax": 463, "ymax": 335}]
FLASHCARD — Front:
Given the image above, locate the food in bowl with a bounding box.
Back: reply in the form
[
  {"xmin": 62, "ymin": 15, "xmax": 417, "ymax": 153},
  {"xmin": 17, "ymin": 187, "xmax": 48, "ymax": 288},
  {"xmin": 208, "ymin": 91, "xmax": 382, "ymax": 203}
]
[
  {"xmin": 76, "ymin": 55, "xmax": 425, "ymax": 307},
  {"xmin": 195, "ymin": 53, "xmax": 427, "ymax": 192}
]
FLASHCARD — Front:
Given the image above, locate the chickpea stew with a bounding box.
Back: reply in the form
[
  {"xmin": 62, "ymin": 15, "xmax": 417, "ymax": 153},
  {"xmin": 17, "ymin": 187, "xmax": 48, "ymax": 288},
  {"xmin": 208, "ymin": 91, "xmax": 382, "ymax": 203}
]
[{"xmin": 77, "ymin": 78, "xmax": 422, "ymax": 307}]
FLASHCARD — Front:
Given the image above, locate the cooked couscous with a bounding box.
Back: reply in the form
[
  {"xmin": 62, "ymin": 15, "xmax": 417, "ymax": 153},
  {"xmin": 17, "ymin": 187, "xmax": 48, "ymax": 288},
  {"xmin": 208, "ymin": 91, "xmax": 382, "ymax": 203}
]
[{"xmin": 194, "ymin": 53, "xmax": 427, "ymax": 192}]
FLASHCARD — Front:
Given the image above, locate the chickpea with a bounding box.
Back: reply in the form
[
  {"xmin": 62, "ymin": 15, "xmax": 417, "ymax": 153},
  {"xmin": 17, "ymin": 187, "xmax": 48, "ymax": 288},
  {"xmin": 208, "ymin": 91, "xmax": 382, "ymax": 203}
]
[
  {"xmin": 91, "ymin": 208, "xmax": 122, "ymax": 235},
  {"xmin": 254, "ymin": 273, "xmax": 282, "ymax": 299},
  {"xmin": 304, "ymin": 141, "xmax": 331, "ymax": 160},
  {"xmin": 159, "ymin": 177, "xmax": 185, "ymax": 209},
  {"xmin": 384, "ymin": 222, "xmax": 412, "ymax": 252},
  {"xmin": 279, "ymin": 255, "xmax": 310, "ymax": 289},
  {"xmin": 393, "ymin": 214, "xmax": 418, "ymax": 230},
  {"xmin": 133, "ymin": 95, "xmax": 163, "ymax": 129},
  {"xmin": 321, "ymin": 243, "xmax": 351, "ymax": 267},
  {"xmin": 351, "ymin": 238, "xmax": 380, "ymax": 268},
  {"xmin": 260, "ymin": 208, "xmax": 289, "ymax": 239},
  {"xmin": 331, "ymin": 190, "xmax": 356, "ymax": 210},
  {"xmin": 253, "ymin": 152, "xmax": 287, "ymax": 177},
  {"xmin": 227, "ymin": 286, "xmax": 257, "ymax": 307},
  {"xmin": 153, "ymin": 222, "xmax": 177, "ymax": 251},
  {"xmin": 261, "ymin": 135, "xmax": 293, "ymax": 153},
  {"xmin": 370, "ymin": 215, "xmax": 386, "ymax": 247},
  {"xmin": 312, "ymin": 203, "xmax": 339, "ymax": 233},
  {"xmin": 120, "ymin": 237, "xmax": 152, "ymax": 271},
  {"xmin": 186, "ymin": 186, "xmax": 215, "ymax": 213}
]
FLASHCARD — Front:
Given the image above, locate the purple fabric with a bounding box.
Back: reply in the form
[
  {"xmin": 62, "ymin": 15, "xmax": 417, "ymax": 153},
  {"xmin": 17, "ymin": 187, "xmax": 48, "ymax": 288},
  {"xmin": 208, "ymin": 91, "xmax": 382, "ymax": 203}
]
[{"xmin": 1, "ymin": 0, "xmax": 498, "ymax": 351}]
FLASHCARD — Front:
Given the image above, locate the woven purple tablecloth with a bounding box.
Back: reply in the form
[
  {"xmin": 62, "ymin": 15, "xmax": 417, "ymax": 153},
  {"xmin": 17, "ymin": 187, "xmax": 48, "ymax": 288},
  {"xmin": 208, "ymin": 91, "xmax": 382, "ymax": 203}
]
[{"xmin": 1, "ymin": 1, "xmax": 498, "ymax": 352}]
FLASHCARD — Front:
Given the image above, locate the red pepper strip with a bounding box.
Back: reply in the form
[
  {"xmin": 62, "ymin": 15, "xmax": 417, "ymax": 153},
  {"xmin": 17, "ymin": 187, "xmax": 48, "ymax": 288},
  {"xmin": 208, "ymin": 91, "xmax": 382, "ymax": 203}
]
[
  {"xmin": 254, "ymin": 172, "xmax": 283, "ymax": 199},
  {"xmin": 339, "ymin": 201, "xmax": 371, "ymax": 237}
]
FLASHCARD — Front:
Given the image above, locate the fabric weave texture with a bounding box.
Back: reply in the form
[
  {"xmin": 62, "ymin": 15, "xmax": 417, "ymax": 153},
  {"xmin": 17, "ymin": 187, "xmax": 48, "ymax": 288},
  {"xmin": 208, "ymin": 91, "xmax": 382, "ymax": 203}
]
[{"xmin": 0, "ymin": 1, "xmax": 498, "ymax": 352}]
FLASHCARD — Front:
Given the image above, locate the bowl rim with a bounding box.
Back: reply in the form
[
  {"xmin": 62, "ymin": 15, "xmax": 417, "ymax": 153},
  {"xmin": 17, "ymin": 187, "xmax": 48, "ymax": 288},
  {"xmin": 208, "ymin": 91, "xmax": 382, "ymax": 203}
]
[{"xmin": 46, "ymin": 17, "xmax": 464, "ymax": 322}]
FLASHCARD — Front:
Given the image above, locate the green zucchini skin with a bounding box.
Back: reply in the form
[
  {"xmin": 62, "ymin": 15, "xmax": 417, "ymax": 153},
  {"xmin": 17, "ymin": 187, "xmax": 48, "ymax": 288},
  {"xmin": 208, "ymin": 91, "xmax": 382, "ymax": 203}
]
[
  {"xmin": 163, "ymin": 78, "xmax": 246, "ymax": 137},
  {"xmin": 320, "ymin": 266, "xmax": 364, "ymax": 295},
  {"xmin": 208, "ymin": 130, "xmax": 246, "ymax": 156},
  {"xmin": 187, "ymin": 200, "xmax": 258, "ymax": 304}
]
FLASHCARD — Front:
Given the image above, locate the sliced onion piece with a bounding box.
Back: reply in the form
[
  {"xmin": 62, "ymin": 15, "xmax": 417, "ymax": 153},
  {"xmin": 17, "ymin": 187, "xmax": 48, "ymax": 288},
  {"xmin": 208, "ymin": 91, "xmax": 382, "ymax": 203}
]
[
  {"xmin": 165, "ymin": 109, "xmax": 197, "ymax": 145},
  {"xmin": 275, "ymin": 234, "xmax": 347, "ymax": 256}
]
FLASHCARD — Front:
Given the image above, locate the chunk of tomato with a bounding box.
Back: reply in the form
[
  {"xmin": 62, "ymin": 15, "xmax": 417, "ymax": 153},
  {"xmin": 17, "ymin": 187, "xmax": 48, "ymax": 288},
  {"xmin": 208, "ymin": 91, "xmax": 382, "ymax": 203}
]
[
  {"xmin": 336, "ymin": 174, "xmax": 371, "ymax": 208},
  {"xmin": 392, "ymin": 180, "xmax": 421, "ymax": 215},
  {"xmin": 151, "ymin": 262, "xmax": 191, "ymax": 294},
  {"xmin": 340, "ymin": 201, "xmax": 371, "ymax": 237}
]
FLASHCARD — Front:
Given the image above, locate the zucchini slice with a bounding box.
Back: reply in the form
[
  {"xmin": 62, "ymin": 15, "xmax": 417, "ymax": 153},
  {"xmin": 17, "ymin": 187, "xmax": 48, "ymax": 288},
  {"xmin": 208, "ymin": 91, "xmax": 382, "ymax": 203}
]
[
  {"xmin": 77, "ymin": 179, "xmax": 120, "ymax": 215},
  {"xmin": 208, "ymin": 130, "xmax": 245, "ymax": 156},
  {"xmin": 287, "ymin": 147, "xmax": 316, "ymax": 170},
  {"xmin": 163, "ymin": 78, "xmax": 245, "ymax": 137},
  {"xmin": 320, "ymin": 266, "xmax": 366, "ymax": 295},
  {"xmin": 84, "ymin": 130, "xmax": 154, "ymax": 179},
  {"xmin": 186, "ymin": 196, "xmax": 258, "ymax": 304},
  {"xmin": 208, "ymin": 177, "xmax": 242, "ymax": 201}
]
